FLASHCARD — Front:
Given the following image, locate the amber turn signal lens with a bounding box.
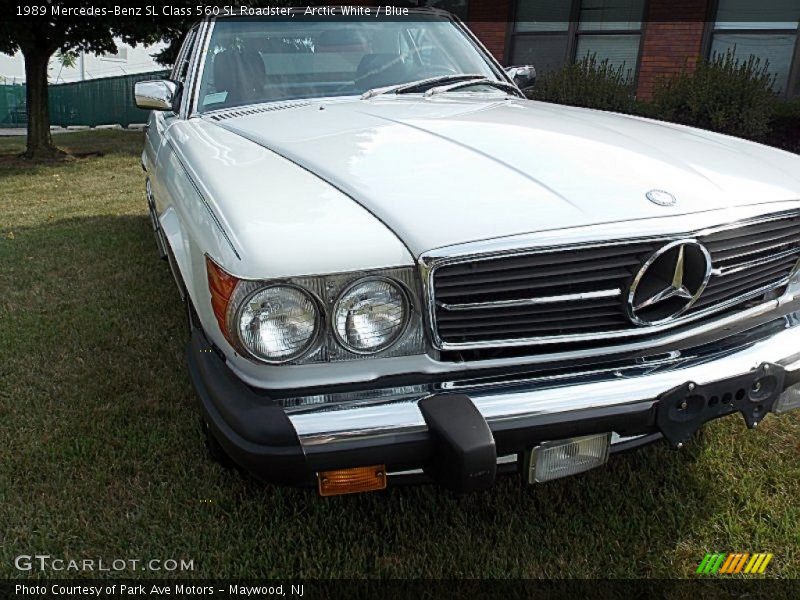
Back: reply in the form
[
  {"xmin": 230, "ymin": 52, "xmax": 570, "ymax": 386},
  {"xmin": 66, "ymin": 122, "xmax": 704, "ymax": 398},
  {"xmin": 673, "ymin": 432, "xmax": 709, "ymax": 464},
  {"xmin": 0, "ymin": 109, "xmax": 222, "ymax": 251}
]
[
  {"xmin": 317, "ymin": 465, "xmax": 387, "ymax": 497},
  {"xmin": 205, "ymin": 256, "xmax": 239, "ymax": 343}
]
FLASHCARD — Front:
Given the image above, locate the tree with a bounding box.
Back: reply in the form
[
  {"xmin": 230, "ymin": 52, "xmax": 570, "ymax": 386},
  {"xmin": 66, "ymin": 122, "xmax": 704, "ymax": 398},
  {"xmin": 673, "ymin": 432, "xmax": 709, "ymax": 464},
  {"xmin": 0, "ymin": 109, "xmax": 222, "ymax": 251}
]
[
  {"xmin": 1, "ymin": 0, "xmax": 293, "ymax": 159},
  {"xmin": 0, "ymin": 1, "xmax": 175, "ymax": 159}
]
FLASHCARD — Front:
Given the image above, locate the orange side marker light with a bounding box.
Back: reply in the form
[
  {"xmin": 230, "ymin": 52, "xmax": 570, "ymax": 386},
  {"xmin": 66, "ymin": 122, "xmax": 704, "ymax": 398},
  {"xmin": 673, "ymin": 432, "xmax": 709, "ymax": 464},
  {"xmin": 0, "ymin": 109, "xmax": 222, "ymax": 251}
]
[{"xmin": 318, "ymin": 465, "xmax": 387, "ymax": 497}]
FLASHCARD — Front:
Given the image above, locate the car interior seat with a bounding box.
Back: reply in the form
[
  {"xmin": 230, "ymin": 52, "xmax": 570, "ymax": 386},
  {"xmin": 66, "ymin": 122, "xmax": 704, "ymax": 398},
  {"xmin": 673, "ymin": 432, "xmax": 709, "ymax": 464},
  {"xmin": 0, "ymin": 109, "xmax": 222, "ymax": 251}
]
[
  {"xmin": 355, "ymin": 53, "xmax": 410, "ymax": 91},
  {"xmin": 212, "ymin": 49, "xmax": 267, "ymax": 105}
]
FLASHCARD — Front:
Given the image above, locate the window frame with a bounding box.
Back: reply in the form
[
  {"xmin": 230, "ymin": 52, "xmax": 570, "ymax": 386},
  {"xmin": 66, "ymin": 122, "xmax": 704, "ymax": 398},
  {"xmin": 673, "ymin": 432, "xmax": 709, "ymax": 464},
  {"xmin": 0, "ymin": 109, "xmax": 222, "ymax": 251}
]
[
  {"xmin": 413, "ymin": 0, "xmax": 471, "ymax": 21},
  {"xmin": 703, "ymin": 0, "xmax": 800, "ymax": 98},
  {"xmin": 507, "ymin": 0, "xmax": 648, "ymax": 86},
  {"xmin": 101, "ymin": 46, "xmax": 129, "ymax": 62},
  {"xmin": 189, "ymin": 11, "xmax": 509, "ymax": 116}
]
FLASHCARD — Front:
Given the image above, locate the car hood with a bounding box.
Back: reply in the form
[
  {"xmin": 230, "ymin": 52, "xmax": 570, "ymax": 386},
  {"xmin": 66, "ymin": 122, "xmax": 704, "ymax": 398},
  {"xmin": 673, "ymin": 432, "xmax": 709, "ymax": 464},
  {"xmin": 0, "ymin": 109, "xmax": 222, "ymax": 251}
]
[{"xmin": 208, "ymin": 96, "xmax": 800, "ymax": 256}]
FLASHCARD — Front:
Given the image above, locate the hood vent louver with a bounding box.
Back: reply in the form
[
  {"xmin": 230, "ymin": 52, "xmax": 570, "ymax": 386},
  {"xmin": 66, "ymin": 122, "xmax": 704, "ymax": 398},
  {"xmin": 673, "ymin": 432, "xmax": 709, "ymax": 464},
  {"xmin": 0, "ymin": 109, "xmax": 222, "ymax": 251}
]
[{"xmin": 207, "ymin": 101, "xmax": 311, "ymax": 121}]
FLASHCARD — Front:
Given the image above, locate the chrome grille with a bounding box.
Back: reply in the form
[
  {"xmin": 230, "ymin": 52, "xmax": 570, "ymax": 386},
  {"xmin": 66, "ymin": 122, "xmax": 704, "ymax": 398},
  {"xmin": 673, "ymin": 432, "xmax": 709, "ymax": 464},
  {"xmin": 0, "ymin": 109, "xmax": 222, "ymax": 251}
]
[
  {"xmin": 695, "ymin": 218, "xmax": 800, "ymax": 310},
  {"xmin": 431, "ymin": 213, "xmax": 800, "ymax": 351},
  {"xmin": 434, "ymin": 243, "xmax": 651, "ymax": 341}
]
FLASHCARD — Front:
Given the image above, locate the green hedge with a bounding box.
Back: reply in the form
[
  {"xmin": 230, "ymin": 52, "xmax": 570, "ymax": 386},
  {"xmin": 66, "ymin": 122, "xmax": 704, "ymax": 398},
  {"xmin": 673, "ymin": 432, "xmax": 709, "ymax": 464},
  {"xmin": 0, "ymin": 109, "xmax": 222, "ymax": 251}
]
[
  {"xmin": 651, "ymin": 48, "xmax": 777, "ymax": 140},
  {"xmin": 527, "ymin": 53, "xmax": 637, "ymax": 113},
  {"xmin": 526, "ymin": 49, "xmax": 798, "ymax": 154},
  {"xmin": 766, "ymin": 99, "xmax": 800, "ymax": 153}
]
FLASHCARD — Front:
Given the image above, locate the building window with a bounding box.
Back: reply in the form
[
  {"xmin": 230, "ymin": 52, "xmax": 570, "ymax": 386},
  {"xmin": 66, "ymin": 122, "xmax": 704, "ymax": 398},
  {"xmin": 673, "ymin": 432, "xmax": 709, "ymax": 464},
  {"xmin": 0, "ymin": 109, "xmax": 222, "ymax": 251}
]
[
  {"xmin": 415, "ymin": 0, "xmax": 470, "ymax": 20},
  {"xmin": 512, "ymin": 0, "xmax": 572, "ymax": 75},
  {"xmin": 101, "ymin": 46, "xmax": 129, "ymax": 61},
  {"xmin": 511, "ymin": 0, "xmax": 645, "ymax": 79},
  {"xmin": 709, "ymin": 0, "xmax": 800, "ymax": 96}
]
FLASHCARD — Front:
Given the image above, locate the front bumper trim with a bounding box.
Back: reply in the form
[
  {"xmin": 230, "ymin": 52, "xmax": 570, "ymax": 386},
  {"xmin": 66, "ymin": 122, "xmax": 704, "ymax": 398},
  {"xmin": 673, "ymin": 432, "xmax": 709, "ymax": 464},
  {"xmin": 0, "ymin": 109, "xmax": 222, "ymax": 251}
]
[
  {"xmin": 289, "ymin": 324, "xmax": 800, "ymax": 449},
  {"xmin": 189, "ymin": 320, "xmax": 800, "ymax": 488}
]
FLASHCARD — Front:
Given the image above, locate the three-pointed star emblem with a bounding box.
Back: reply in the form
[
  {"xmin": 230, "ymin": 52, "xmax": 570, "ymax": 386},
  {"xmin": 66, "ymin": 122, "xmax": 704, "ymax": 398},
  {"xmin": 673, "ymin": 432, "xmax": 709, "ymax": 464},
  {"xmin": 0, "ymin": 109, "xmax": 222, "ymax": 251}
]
[
  {"xmin": 634, "ymin": 244, "xmax": 694, "ymax": 311},
  {"xmin": 627, "ymin": 240, "xmax": 712, "ymax": 326}
]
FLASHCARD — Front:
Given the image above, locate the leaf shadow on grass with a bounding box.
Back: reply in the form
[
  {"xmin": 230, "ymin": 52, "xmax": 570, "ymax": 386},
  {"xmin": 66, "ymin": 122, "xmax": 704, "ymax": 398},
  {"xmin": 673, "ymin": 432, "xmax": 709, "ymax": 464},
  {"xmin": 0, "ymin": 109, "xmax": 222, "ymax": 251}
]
[{"xmin": 0, "ymin": 213, "xmax": 758, "ymax": 580}]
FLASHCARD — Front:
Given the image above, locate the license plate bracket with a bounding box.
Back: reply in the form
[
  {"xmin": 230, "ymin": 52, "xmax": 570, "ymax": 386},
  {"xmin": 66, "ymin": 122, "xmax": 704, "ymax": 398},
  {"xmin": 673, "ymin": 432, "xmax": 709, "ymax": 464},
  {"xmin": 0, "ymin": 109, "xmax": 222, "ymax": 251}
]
[{"xmin": 655, "ymin": 363, "xmax": 785, "ymax": 449}]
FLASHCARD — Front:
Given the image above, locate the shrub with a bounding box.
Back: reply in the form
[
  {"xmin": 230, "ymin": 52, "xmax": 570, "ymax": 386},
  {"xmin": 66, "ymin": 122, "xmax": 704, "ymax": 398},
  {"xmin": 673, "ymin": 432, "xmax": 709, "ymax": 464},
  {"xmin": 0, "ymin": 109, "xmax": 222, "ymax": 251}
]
[
  {"xmin": 528, "ymin": 53, "xmax": 637, "ymax": 113},
  {"xmin": 767, "ymin": 99, "xmax": 800, "ymax": 153},
  {"xmin": 651, "ymin": 48, "xmax": 777, "ymax": 140}
]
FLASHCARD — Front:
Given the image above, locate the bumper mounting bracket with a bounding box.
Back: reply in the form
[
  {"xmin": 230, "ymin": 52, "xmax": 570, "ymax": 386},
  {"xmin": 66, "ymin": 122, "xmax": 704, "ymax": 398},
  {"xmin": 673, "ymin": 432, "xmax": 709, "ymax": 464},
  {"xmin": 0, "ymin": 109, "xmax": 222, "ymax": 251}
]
[{"xmin": 656, "ymin": 362, "xmax": 785, "ymax": 449}]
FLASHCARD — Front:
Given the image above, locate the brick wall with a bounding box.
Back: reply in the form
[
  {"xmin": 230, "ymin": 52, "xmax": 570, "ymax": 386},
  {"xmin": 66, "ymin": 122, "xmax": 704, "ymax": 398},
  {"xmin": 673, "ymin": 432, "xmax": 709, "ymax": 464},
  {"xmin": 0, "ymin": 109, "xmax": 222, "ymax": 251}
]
[
  {"xmin": 312, "ymin": 0, "xmax": 713, "ymax": 97},
  {"xmin": 463, "ymin": 0, "xmax": 713, "ymax": 100},
  {"xmin": 467, "ymin": 0, "xmax": 512, "ymax": 63},
  {"xmin": 636, "ymin": 0, "xmax": 711, "ymax": 99}
]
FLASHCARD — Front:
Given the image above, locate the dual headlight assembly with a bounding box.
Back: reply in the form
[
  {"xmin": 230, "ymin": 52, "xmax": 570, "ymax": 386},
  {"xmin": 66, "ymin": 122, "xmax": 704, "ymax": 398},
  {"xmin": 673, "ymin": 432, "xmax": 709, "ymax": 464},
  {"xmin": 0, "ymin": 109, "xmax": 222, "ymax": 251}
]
[{"xmin": 206, "ymin": 257, "xmax": 424, "ymax": 364}]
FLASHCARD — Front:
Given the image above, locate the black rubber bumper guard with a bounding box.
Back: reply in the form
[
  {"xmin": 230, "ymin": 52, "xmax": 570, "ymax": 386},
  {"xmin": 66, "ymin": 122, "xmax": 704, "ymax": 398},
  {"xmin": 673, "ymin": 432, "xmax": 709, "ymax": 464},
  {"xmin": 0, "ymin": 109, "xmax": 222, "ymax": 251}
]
[{"xmin": 188, "ymin": 329, "xmax": 781, "ymax": 492}]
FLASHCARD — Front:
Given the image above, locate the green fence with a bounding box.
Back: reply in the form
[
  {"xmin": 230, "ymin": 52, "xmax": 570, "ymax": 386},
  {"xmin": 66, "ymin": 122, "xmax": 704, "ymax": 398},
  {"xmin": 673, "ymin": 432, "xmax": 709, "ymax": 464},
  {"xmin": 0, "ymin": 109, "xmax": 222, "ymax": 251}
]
[
  {"xmin": 0, "ymin": 70, "xmax": 170, "ymax": 128},
  {"xmin": 0, "ymin": 84, "xmax": 26, "ymax": 127}
]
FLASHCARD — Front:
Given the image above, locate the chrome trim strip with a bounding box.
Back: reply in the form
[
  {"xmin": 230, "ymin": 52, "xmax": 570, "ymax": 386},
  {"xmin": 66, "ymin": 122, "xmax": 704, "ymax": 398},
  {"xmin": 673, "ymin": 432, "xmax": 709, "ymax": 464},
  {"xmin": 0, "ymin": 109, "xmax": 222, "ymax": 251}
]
[
  {"xmin": 439, "ymin": 354, "xmax": 688, "ymax": 392},
  {"xmin": 188, "ymin": 19, "xmax": 214, "ymax": 118},
  {"xmin": 290, "ymin": 320, "xmax": 800, "ymax": 446},
  {"xmin": 420, "ymin": 204, "xmax": 800, "ymax": 351},
  {"xmin": 438, "ymin": 289, "xmax": 621, "ymax": 311},
  {"xmin": 390, "ymin": 454, "xmax": 518, "ymax": 476},
  {"xmin": 388, "ymin": 434, "xmax": 646, "ymax": 475},
  {"xmin": 434, "ymin": 277, "xmax": 790, "ymax": 350},
  {"xmin": 422, "ymin": 204, "xmax": 800, "ymax": 263},
  {"xmin": 712, "ymin": 247, "xmax": 800, "ymax": 277},
  {"xmin": 713, "ymin": 236, "xmax": 800, "ymax": 265}
]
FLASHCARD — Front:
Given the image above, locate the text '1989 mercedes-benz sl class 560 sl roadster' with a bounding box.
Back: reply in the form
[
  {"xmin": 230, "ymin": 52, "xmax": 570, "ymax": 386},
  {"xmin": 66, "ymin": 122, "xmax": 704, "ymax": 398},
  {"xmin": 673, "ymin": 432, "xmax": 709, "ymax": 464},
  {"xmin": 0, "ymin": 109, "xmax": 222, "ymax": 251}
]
[{"xmin": 135, "ymin": 8, "xmax": 800, "ymax": 496}]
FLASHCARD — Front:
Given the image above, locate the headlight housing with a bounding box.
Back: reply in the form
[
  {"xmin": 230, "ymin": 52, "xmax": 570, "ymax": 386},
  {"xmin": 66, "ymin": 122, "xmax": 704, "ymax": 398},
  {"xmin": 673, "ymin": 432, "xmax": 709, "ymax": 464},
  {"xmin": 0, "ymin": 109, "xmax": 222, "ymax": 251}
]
[
  {"xmin": 206, "ymin": 258, "xmax": 424, "ymax": 365},
  {"xmin": 236, "ymin": 284, "xmax": 320, "ymax": 363},
  {"xmin": 333, "ymin": 278, "xmax": 409, "ymax": 354}
]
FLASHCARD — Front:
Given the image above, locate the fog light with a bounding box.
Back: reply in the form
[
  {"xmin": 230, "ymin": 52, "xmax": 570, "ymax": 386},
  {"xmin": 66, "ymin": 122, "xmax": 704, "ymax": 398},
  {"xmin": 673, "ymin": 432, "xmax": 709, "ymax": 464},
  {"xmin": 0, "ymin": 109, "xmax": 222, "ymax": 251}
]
[
  {"xmin": 318, "ymin": 465, "xmax": 387, "ymax": 497},
  {"xmin": 526, "ymin": 433, "xmax": 611, "ymax": 483},
  {"xmin": 775, "ymin": 382, "xmax": 800, "ymax": 415}
]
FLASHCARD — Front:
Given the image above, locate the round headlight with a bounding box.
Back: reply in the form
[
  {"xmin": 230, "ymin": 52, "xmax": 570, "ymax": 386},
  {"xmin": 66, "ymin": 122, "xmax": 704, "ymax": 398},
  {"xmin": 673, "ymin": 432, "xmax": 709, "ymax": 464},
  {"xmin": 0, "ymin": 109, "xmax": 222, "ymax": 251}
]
[
  {"xmin": 236, "ymin": 285, "xmax": 319, "ymax": 362},
  {"xmin": 333, "ymin": 278, "xmax": 409, "ymax": 354}
]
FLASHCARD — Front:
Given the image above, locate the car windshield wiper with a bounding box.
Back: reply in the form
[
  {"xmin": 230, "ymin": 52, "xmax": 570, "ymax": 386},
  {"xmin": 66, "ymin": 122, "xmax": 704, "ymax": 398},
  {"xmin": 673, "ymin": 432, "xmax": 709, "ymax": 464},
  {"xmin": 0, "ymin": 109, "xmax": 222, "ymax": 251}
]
[
  {"xmin": 423, "ymin": 78, "xmax": 525, "ymax": 98},
  {"xmin": 360, "ymin": 74, "xmax": 487, "ymax": 99}
]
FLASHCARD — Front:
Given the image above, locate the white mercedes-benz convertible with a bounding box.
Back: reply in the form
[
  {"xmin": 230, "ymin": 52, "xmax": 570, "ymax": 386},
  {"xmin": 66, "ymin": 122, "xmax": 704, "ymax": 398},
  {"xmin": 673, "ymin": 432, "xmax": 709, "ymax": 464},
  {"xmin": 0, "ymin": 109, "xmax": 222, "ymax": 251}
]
[{"xmin": 135, "ymin": 8, "xmax": 800, "ymax": 496}]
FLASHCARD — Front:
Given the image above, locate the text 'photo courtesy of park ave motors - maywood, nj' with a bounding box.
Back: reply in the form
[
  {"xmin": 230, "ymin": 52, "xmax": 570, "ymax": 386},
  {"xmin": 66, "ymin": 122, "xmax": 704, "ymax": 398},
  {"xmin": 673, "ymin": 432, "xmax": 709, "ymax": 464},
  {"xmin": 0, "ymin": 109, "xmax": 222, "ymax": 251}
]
[{"xmin": 14, "ymin": 583, "xmax": 303, "ymax": 597}]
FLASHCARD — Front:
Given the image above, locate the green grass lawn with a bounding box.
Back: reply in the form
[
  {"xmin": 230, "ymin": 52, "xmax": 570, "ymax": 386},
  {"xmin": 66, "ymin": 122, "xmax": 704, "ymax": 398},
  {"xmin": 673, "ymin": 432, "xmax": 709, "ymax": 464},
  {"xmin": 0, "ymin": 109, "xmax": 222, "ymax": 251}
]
[{"xmin": 1, "ymin": 131, "xmax": 799, "ymax": 580}]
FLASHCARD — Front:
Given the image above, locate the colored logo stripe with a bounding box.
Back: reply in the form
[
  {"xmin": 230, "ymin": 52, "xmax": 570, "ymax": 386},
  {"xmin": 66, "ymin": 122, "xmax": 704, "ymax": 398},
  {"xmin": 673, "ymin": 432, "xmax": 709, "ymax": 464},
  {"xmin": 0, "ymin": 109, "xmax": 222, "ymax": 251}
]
[
  {"xmin": 719, "ymin": 553, "xmax": 749, "ymax": 574},
  {"xmin": 698, "ymin": 553, "xmax": 773, "ymax": 575},
  {"xmin": 719, "ymin": 553, "xmax": 737, "ymax": 574},
  {"xmin": 696, "ymin": 553, "xmax": 726, "ymax": 574},
  {"xmin": 746, "ymin": 553, "xmax": 773, "ymax": 574}
]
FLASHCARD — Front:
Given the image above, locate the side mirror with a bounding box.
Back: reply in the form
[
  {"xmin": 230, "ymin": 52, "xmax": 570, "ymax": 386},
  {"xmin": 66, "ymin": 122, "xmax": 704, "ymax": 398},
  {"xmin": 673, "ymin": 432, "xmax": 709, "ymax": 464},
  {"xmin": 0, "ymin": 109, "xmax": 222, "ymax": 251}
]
[
  {"xmin": 134, "ymin": 80, "xmax": 179, "ymax": 111},
  {"xmin": 505, "ymin": 65, "xmax": 536, "ymax": 90}
]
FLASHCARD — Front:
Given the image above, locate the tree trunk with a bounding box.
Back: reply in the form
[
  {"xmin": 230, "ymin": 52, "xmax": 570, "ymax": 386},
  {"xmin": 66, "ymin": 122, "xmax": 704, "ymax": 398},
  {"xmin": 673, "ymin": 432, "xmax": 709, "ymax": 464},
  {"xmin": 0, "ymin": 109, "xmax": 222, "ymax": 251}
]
[{"xmin": 23, "ymin": 46, "xmax": 59, "ymax": 159}]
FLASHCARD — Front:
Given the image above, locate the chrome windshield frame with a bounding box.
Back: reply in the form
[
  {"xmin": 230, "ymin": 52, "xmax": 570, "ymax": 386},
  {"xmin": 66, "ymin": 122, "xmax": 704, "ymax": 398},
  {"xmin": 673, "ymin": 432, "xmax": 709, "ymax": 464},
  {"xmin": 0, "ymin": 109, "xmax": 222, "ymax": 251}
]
[{"xmin": 187, "ymin": 7, "xmax": 515, "ymax": 118}]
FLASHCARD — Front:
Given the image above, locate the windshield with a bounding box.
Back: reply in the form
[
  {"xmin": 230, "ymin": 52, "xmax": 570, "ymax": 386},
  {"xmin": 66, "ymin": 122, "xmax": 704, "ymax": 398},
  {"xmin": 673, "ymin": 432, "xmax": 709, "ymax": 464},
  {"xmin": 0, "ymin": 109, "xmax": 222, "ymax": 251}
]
[{"xmin": 196, "ymin": 15, "xmax": 501, "ymax": 112}]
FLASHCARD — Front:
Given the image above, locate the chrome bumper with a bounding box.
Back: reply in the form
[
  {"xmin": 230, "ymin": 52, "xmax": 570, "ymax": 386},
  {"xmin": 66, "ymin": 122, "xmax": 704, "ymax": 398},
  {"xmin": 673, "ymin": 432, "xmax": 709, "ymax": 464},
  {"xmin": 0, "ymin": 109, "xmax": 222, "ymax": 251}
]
[{"xmin": 289, "ymin": 322, "xmax": 800, "ymax": 449}]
